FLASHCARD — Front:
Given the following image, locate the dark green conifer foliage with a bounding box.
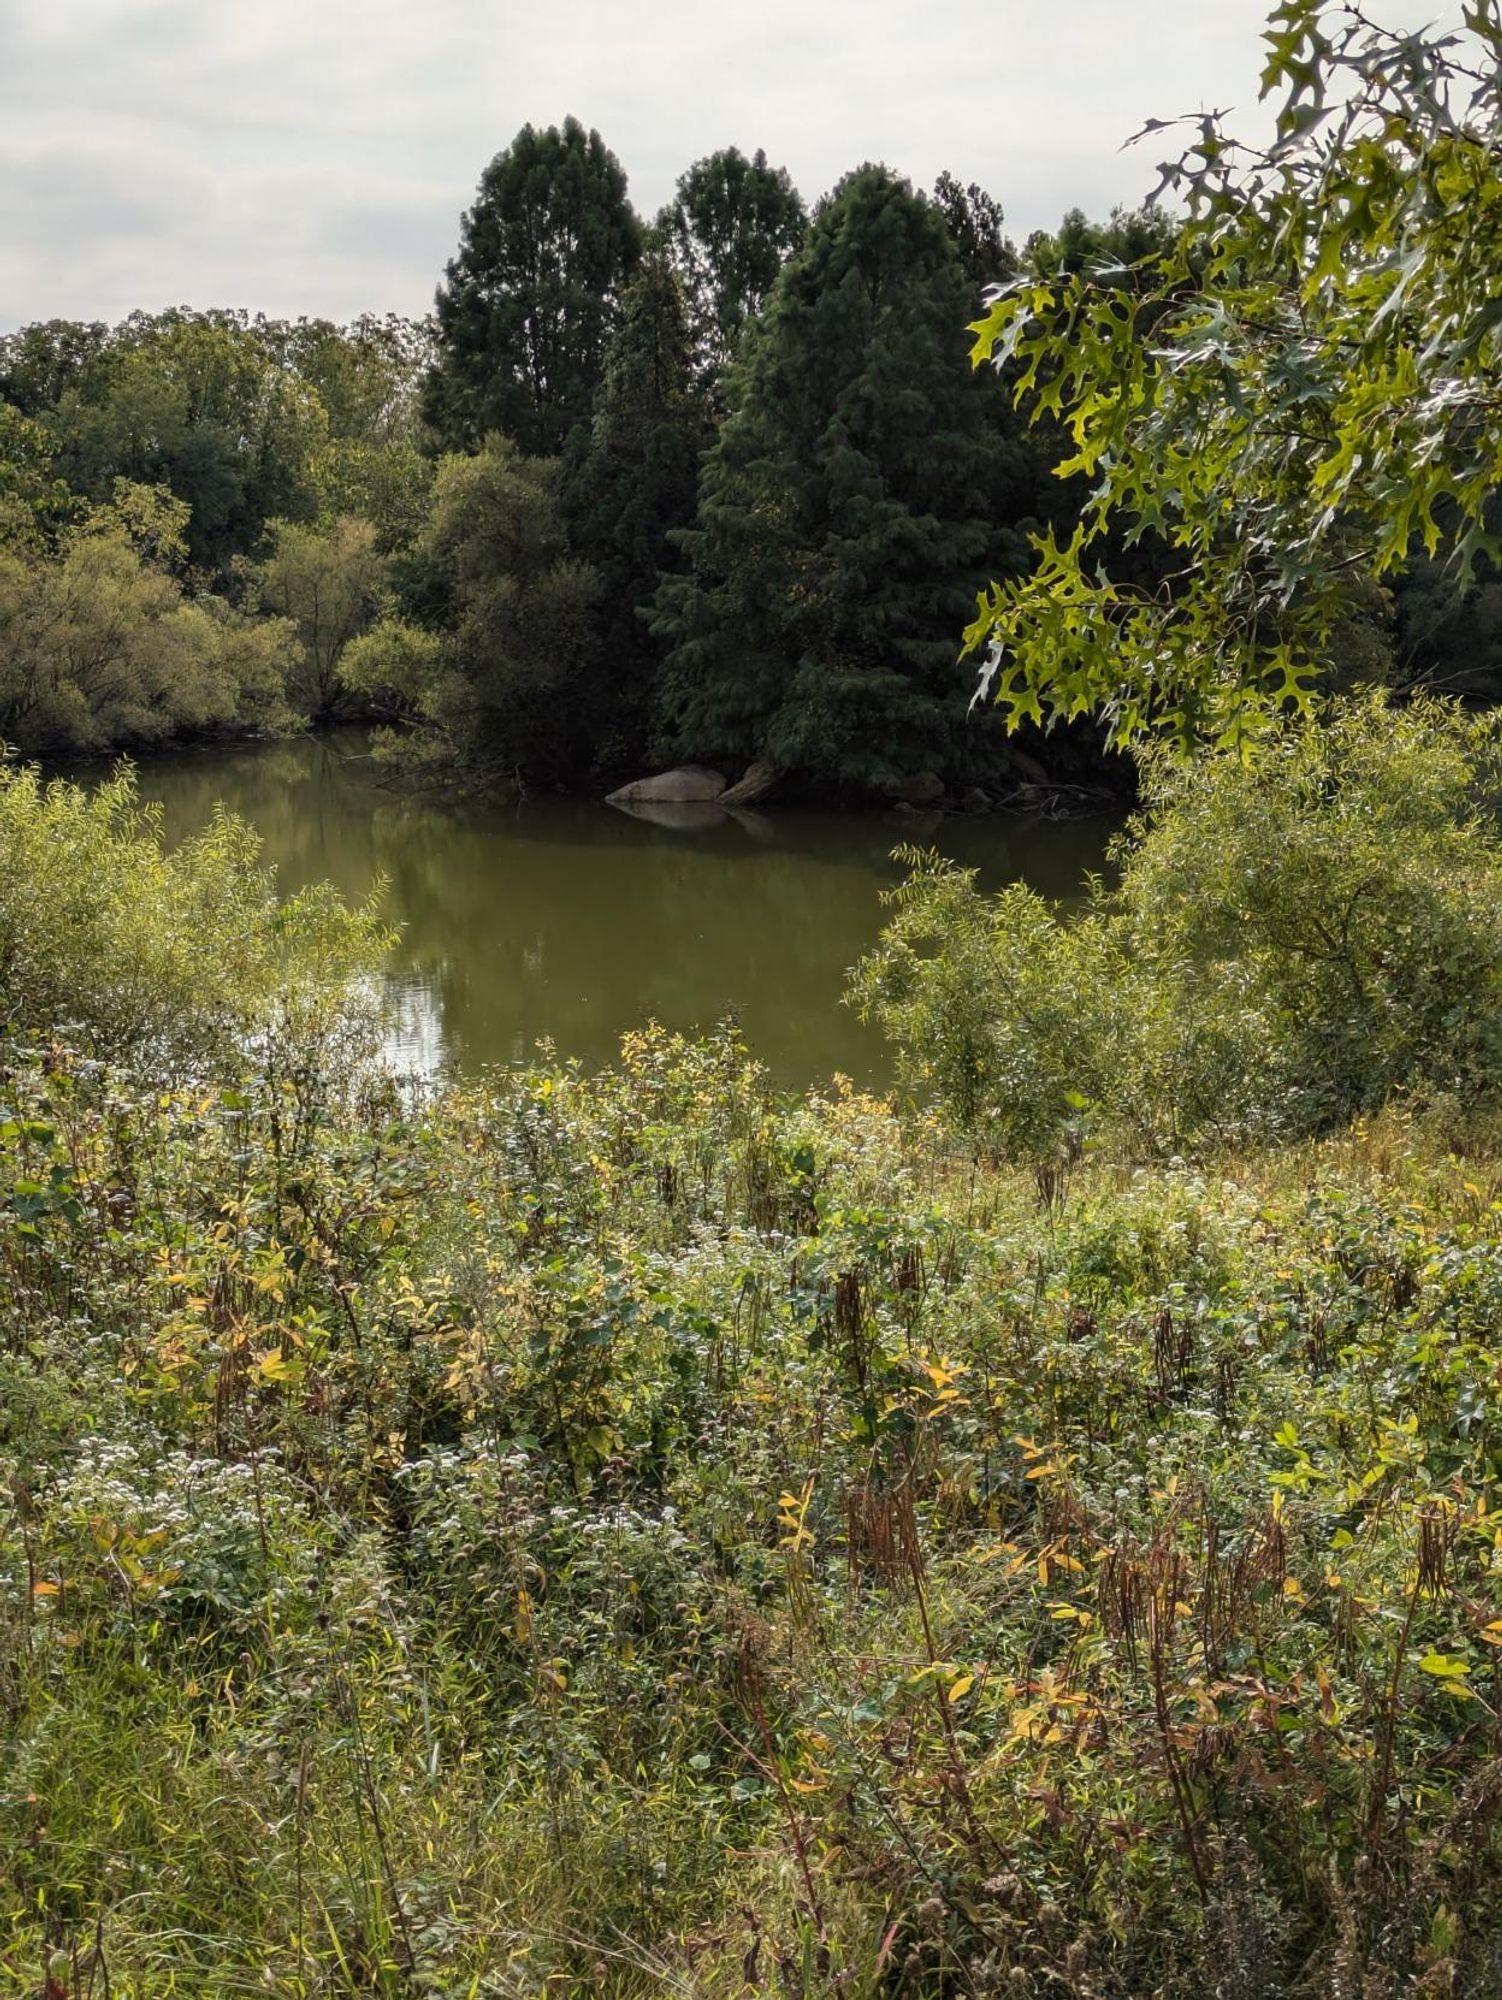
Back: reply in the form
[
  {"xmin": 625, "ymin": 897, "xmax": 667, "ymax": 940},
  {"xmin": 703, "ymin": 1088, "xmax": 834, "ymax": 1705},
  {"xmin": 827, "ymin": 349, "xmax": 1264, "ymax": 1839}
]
[
  {"xmin": 650, "ymin": 166, "xmax": 1041, "ymax": 797},
  {"xmin": 424, "ymin": 119, "xmax": 642, "ymax": 457},
  {"xmin": 932, "ymin": 172, "xmax": 1015, "ymax": 294},
  {"xmin": 657, "ymin": 148, "xmax": 806, "ymax": 382},
  {"xmin": 563, "ymin": 244, "xmax": 711, "ymax": 775}
]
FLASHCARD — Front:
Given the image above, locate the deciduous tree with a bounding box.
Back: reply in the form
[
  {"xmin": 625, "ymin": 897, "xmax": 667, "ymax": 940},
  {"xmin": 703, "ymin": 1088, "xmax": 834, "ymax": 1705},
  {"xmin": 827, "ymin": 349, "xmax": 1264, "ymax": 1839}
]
[
  {"xmin": 657, "ymin": 148, "xmax": 806, "ymax": 382},
  {"xmin": 967, "ymin": 2, "xmax": 1502, "ymax": 750},
  {"xmin": 0, "ymin": 483, "xmax": 296, "ymax": 754},
  {"xmin": 38, "ymin": 313, "xmax": 327, "ymax": 576},
  {"xmin": 247, "ymin": 515, "xmax": 389, "ymax": 720}
]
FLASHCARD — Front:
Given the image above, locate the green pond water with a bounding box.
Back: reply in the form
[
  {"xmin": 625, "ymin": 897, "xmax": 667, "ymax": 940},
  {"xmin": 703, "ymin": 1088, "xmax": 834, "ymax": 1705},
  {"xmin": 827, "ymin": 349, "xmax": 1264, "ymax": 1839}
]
[{"xmin": 129, "ymin": 733, "xmax": 1121, "ymax": 1087}]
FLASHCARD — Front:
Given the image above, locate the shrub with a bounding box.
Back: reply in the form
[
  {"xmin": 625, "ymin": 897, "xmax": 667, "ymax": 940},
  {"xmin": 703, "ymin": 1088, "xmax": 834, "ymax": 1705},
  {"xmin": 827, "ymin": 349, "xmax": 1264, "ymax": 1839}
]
[
  {"xmin": 854, "ymin": 694, "xmax": 1502, "ymax": 1157},
  {"xmin": 0, "ymin": 482, "xmax": 300, "ymax": 755},
  {"xmin": 0, "ymin": 758, "xmax": 388, "ymax": 1073}
]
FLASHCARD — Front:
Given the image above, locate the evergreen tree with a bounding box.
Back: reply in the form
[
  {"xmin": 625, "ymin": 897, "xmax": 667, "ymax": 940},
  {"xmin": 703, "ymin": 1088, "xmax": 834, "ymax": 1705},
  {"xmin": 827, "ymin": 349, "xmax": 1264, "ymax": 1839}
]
[
  {"xmin": 650, "ymin": 166, "xmax": 1042, "ymax": 798},
  {"xmin": 563, "ymin": 244, "xmax": 710, "ymax": 774},
  {"xmin": 657, "ymin": 148, "xmax": 805, "ymax": 385},
  {"xmin": 424, "ymin": 120, "xmax": 642, "ymax": 457},
  {"xmin": 932, "ymin": 172, "xmax": 1015, "ymax": 295}
]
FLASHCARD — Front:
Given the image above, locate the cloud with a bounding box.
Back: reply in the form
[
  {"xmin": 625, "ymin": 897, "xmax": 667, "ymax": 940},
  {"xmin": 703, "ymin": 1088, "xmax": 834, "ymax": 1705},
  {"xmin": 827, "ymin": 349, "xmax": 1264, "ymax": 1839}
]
[{"xmin": 0, "ymin": 0, "xmax": 1441, "ymax": 329}]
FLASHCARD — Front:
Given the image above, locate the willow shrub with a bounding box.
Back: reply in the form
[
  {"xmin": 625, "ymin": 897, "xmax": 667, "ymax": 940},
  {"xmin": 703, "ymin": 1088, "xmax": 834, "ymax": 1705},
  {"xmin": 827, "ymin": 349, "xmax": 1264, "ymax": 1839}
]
[
  {"xmin": 853, "ymin": 694, "xmax": 1502, "ymax": 1159},
  {"xmin": 0, "ymin": 484, "xmax": 301, "ymax": 756},
  {"xmin": 0, "ymin": 758, "xmax": 389, "ymax": 1075}
]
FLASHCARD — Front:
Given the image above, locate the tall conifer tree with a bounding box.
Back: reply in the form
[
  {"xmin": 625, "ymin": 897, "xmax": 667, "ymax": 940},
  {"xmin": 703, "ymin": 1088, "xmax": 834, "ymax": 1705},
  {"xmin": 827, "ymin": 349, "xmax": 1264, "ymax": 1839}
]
[
  {"xmin": 650, "ymin": 166, "xmax": 1042, "ymax": 796},
  {"xmin": 563, "ymin": 245, "xmax": 710, "ymax": 773},
  {"xmin": 424, "ymin": 120, "xmax": 641, "ymax": 457}
]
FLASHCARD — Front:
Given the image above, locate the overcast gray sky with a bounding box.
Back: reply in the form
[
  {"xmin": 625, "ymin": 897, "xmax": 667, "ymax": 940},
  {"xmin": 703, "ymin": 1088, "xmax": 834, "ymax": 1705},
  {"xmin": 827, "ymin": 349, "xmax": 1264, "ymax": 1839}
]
[{"xmin": 0, "ymin": 0, "xmax": 1429, "ymax": 331}]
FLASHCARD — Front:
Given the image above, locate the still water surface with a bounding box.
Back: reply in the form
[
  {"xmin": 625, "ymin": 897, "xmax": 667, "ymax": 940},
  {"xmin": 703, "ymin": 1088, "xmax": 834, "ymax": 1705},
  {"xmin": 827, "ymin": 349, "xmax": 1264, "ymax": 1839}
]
[{"xmin": 132, "ymin": 733, "xmax": 1120, "ymax": 1086}]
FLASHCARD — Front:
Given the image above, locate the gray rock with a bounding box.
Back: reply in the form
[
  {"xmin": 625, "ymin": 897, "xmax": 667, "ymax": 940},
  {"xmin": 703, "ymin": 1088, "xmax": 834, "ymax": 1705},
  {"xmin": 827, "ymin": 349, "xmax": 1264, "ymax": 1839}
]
[
  {"xmin": 605, "ymin": 765, "xmax": 727, "ymax": 806},
  {"xmin": 895, "ymin": 770, "xmax": 945, "ymax": 806},
  {"xmin": 719, "ymin": 758, "xmax": 777, "ymax": 807},
  {"xmin": 608, "ymin": 800, "xmax": 729, "ymax": 832}
]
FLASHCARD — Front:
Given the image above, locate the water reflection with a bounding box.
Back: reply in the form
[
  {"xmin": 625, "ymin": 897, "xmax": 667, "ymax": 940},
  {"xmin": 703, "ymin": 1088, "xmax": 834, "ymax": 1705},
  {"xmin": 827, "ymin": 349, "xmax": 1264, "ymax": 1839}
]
[{"xmin": 126, "ymin": 732, "xmax": 1121, "ymax": 1086}]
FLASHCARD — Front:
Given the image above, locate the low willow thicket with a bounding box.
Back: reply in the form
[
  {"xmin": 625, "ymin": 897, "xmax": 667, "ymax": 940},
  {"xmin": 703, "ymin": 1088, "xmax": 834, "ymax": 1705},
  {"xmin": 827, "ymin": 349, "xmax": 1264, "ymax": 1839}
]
[
  {"xmin": 6, "ymin": 708, "xmax": 1502, "ymax": 1997},
  {"xmin": 0, "ymin": 758, "xmax": 388, "ymax": 1074},
  {"xmin": 855, "ymin": 696, "xmax": 1502, "ymax": 1169}
]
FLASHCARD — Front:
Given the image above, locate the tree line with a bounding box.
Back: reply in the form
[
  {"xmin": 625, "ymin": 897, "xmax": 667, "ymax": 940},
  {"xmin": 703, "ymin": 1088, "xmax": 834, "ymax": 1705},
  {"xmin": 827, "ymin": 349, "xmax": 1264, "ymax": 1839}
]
[{"xmin": 1, "ymin": 123, "xmax": 1491, "ymax": 791}]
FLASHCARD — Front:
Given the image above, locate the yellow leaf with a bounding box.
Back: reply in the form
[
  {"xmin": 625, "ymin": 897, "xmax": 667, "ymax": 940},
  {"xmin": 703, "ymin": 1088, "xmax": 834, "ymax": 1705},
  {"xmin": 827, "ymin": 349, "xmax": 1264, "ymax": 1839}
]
[{"xmin": 948, "ymin": 1674, "xmax": 975, "ymax": 1702}]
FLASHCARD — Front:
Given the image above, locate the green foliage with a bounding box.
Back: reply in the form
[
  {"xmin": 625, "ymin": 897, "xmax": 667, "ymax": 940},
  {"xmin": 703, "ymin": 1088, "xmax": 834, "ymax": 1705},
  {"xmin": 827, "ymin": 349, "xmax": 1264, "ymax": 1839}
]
[
  {"xmin": 32, "ymin": 312, "xmax": 329, "ymax": 576},
  {"xmin": 245, "ymin": 515, "xmax": 389, "ymax": 720},
  {"xmin": 0, "ymin": 311, "xmax": 434, "ymax": 758},
  {"xmin": 967, "ymin": 5, "xmax": 1502, "ymax": 748},
  {"xmin": 257, "ymin": 311, "xmax": 433, "ymax": 447},
  {"xmin": 1018, "ymin": 201, "xmax": 1177, "ymax": 279},
  {"xmin": 652, "ymin": 166, "xmax": 1045, "ymax": 797},
  {"xmin": 850, "ymin": 844, "xmax": 1123, "ymax": 1167},
  {"xmin": 363, "ymin": 436, "xmax": 603, "ymax": 786},
  {"xmin": 425, "ymin": 118, "xmax": 643, "ymax": 456},
  {"xmin": 562, "ymin": 244, "xmax": 713, "ymax": 774},
  {"xmin": 856, "ymin": 694, "xmax": 1502, "ymax": 1157},
  {"xmin": 1, "ymin": 310, "xmax": 431, "ymax": 572},
  {"xmin": 309, "ymin": 435, "xmax": 434, "ymax": 553},
  {"xmin": 1390, "ymin": 533, "xmax": 1502, "ymax": 703},
  {"xmin": 337, "ymin": 615, "xmax": 444, "ymax": 722},
  {"xmin": 0, "ymin": 400, "xmax": 78, "ymax": 548},
  {"xmin": 657, "ymin": 147, "xmax": 807, "ymax": 382},
  {"xmin": 0, "ymin": 483, "xmax": 299, "ymax": 756},
  {"xmin": 10, "ymin": 983, "xmax": 1502, "ymax": 1991},
  {"xmin": 0, "ymin": 760, "xmax": 387, "ymax": 1072},
  {"xmin": 931, "ymin": 170, "xmax": 1015, "ymax": 293}
]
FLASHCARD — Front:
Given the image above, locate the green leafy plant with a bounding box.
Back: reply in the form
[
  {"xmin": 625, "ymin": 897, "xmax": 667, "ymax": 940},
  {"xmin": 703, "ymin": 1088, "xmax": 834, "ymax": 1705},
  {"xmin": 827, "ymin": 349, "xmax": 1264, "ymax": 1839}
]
[
  {"xmin": 967, "ymin": 2, "xmax": 1502, "ymax": 748},
  {"xmin": 855, "ymin": 694, "xmax": 1502, "ymax": 1157}
]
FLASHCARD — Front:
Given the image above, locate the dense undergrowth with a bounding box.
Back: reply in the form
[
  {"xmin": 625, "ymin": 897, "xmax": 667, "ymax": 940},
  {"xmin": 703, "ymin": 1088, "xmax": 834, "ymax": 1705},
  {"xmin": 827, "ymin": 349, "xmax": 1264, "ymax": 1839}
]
[
  {"xmin": 855, "ymin": 696, "xmax": 1502, "ymax": 1164},
  {"xmin": 5, "ymin": 1016, "xmax": 1502, "ymax": 1996},
  {"xmin": 6, "ymin": 705, "xmax": 1502, "ymax": 1995}
]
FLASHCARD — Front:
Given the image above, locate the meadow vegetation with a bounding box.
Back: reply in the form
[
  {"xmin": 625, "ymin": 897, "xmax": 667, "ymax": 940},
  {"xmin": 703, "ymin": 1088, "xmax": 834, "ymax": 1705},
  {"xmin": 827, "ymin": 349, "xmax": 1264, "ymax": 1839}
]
[{"xmin": 6, "ymin": 699, "xmax": 1502, "ymax": 1996}]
